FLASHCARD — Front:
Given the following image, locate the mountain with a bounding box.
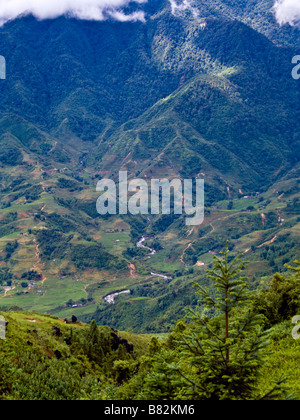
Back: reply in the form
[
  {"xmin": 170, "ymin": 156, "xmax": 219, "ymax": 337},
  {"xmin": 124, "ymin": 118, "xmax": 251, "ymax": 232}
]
[{"xmin": 0, "ymin": 0, "xmax": 298, "ymax": 333}]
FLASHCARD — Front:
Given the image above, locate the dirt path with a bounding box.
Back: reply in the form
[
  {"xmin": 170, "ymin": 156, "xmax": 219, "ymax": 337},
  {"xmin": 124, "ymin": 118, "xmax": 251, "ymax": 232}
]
[
  {"xmin": 227, "ymin": 186, "xmax": 231, "ymax": 200},
  {"xmin": 30, "ymin": 200, "xmax": 48, "ymax": 286},
  {"xmin": 32, "ymin": 239, "xmax": 41, "ymax": 270},
  {"xmin": 121, "ymin": 152, "xmax": 132, "ymax": 166},
  {"xmin": 180, "ymin": 242, "xmax": 193, "ymax": 265},
  {"xmin": 261, "ymin": 213, "xmax": 266, "ymax": 228},
  {"xmin": 179, "ymin": 218, "xmax": 220, "ymax": 265},
  {"xmin": 128, "ymin": 263, "xmax": 138, "ymax": 277},
  {"xmin": 258, "ymin": 235, "xmax": 278, "ymax": 249},
  {"xmin": 4, "ymin": 286, "xmax": 15, "ymax": 297},
  {"xmin": 187, "ymin": 227, "xmax": 194, "ymax": 237},
  {"xmin": 50, "ymin": 141, "xmax": 58, "ymax": 153},
  {"xmin": 179, "ymin": 212, "xmax": 238, "ymax": 265},
  {"xmin": 32, "ymin": 239, "xmax": 47, "ymax": 286},
  {"xmin": 207, "ymin": 223, "xmax": 215, "ymax": 236}
]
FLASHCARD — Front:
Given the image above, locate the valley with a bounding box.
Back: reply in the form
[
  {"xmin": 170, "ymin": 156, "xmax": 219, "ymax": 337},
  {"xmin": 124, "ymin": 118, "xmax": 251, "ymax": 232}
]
[
  {"xmin": 0, "ymin": 159, "xmax": 298, "ymax": 332},
  {"xmin": 0, "ymin": 0, "xmax": 299, "ymax": 401},
  {"xmin": 0, "ymin": 0, "xmax": 298, "ymax": 334}
]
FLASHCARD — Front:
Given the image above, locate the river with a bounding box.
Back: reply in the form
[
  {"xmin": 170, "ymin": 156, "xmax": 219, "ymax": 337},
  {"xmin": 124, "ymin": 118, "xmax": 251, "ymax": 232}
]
[
  {"xmin": 136, "ymin": 236, "xmax": 156, "ymax": 255},
  {"xmin": 104, "ymin": 290, "xmax": 131, "ymax": 304},
  {"xmin": 103, "ymin": 237, "xmax": 172, "ymax": 304}
]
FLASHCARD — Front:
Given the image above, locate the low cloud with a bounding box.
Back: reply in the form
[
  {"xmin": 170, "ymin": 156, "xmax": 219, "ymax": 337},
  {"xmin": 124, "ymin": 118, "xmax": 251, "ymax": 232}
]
[
  {"xmin": 273, "ymin": 0, "xmax": 300, "ymax": 26},
  {"xmin": 0, "ymin": 0, "xmax": 147, "ymax": 25},
  {"xmin": 169, "ymin": 0, "xmax": 199, "ymax": 18}
]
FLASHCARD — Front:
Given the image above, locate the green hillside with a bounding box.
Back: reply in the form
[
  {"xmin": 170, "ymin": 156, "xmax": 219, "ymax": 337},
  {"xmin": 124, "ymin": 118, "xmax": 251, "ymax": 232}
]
[{"xmin": 0, "ymin": 309, "xmax": 150, "ymax": 400}]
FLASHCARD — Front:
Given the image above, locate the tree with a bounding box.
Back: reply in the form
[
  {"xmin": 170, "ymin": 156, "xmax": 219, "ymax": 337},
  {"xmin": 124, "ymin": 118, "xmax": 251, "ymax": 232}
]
[
  {"xmin": 141, "ymin": 243, "xmax": 283, "ymax": 400},
  {"xmin": 0, "ymin": 355, "xmax": 13, "ymax": 397},
  {"xmin": 86, "ymin": 320, "xmax": 104, "ymax": 365},
  {"xmin": 255, "ymin": 260, "xmax": 300, "ymax": 325},
  {"xmin": 203, "ymin": 241, "xmax": 251, "ymax": 363}
]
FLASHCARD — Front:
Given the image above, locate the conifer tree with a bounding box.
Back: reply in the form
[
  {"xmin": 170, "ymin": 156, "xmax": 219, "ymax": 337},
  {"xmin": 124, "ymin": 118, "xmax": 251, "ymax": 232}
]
[
  {"xmin": 87, "ymin": 320, "xmax": 104, "ymax": 364},
  {"xmin": 142, "ymin": 243, "xmax": 283, "ymax": 400},
  {"xmin": 179, "ymin": 242, "xmax": 271, "ymax": 399},
  {"xmin": 255, "ymin": 260, "xmax": 300, "ymax": 325}
]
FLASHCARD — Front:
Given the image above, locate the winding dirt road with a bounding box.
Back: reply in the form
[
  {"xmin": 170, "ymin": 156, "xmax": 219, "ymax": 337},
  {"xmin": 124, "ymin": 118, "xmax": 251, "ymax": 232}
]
[
  {"xmin": 32, "ymin": 239, "xmax": 47, "ymax": 286},
  {"xmin": 128, "ymin": 262, "xmax": 137, "ymax": 277}
]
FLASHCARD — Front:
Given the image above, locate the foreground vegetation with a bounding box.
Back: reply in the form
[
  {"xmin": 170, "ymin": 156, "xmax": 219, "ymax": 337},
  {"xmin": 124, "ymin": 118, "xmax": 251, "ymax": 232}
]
[{"xmin": 1, "ymin": 246, "xmax": 300, "ymax": 400}]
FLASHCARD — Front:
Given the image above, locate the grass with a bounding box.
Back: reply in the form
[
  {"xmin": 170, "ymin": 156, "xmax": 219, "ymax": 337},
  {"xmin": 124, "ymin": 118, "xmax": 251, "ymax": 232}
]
[
  {"xmin": 258, "ymin": 322, "xmax": 300, "ymax": 399},
  {"xmin": 99, "ymin": 232, "xmax": 131, "ymax": 256}
]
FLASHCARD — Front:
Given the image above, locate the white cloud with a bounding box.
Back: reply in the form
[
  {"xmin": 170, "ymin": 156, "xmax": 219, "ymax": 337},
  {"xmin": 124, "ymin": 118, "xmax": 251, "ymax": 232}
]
[
  {"xmin": 0, "ymin": 0, "xmax": 147, "ymax": 25},
  {"xmin": 273, "ymin": 0, "xmax": 300, "ymax": 26},
  {"xmin": 169, "ymin": 0, "xmax": 199, "ymax": 18}
]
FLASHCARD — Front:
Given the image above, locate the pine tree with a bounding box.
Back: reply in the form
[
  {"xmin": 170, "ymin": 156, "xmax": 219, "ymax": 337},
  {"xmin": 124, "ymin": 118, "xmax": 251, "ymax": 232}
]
[
  {"xmin": 86, "ymin": 320, "xmax": 104, "ymax": 365},
  {"xmin": 142, "ymin": 243, "xmax": 284, "ymax": 400},
  {"xmin": 255, "ymin": 260, "xmax": 300, "ymax": 325},
  {"xmin": 202, "ymin": 241, "xmax": 252, "ymax": 364},
  {"xmin": 176, "ymin": 242, "xmax": 284, "ymax": 399}
]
